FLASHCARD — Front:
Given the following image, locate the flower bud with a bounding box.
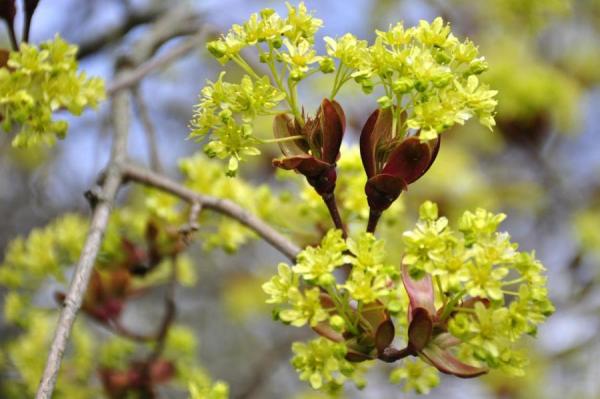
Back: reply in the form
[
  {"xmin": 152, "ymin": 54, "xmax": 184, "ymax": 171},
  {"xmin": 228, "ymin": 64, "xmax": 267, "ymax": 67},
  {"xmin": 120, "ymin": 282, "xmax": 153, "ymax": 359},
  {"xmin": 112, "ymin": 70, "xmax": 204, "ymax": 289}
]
[
  {"xmin": 467, "ymin": 57, "xmax": 488, "ymax": 75},
  {"xmin": 259, "ymin": 52, "xmax": 271, "ymax": 63},
  {"xmin": 377, "ymin": 95, "xmax": 393, "ymax": 109},
  {"xmin": 207, "ymin": 40, "xmax": 228, "ymax": 59},
  {"xmin": 271, "ymin": 36, "xmax": 283, "ymax": 49},
  {"xmin": 392, "ymin": 77, "xmax": 414, "ymax": 94},
  {"xmin": 260, "ymin": 8, "xmax": 275, "ymax": 18},
  {"xmin": 330, "ymin": 315, "xmax": 346, "ymax": 332},
  {"xmin": 319, "ymin": 57, "xmax": 335, "ymax": 73},
  {"xmin": 290, "ymin": 69, "xmax": 304, "ymax": 81}
]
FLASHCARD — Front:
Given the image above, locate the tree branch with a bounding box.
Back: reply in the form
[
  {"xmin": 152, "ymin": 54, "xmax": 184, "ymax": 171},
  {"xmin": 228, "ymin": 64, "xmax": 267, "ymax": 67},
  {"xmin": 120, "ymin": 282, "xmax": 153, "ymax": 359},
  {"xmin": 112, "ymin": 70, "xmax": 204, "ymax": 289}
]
[
  {"xmin": 121, "ymin": 162, "xmax": 301, "ymax": 261},
  {"xmin": 35, "ymin": 7, "xmax": 201, "ymax": 397},
  {"xmin": 132, "ymin": 86, "xmax": 163, "ymax": 173},
  {"xmin": 106, "ymin": 27, "xmax": 207, "ymax": 96},
  {"xmin": 35, "ymin": 80, "xmax": 131, "ymax": 399},
  {"xmin": 76, "ymin": 7, "xmax": 164, "ymax": 59}
]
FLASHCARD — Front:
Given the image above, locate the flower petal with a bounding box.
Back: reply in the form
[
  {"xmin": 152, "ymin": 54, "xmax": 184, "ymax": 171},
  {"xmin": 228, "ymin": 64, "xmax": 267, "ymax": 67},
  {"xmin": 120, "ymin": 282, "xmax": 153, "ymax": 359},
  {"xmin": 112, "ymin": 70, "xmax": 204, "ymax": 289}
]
[
  {"xmin": 375, "ymin": 319, "xmax": 396, "ymax": 353},
  {"xmin": 320, "ymin": 98, "xmax": 345, "ymax": 164},
  {"xmin": 272, "ymin": 155, "xmax": 329, "ymax": 176},
  {"xmin": 420, "ymin": 343, "xmax": 488, "ymax": 378},
  {"xmin": 408, "ymin": 307, "xmax": 433, "ymax": 353},
  {"xmin": 360, "ymin": 108, "xmax": 393, "ymax": 178},
  {"xmin": 313, "ymin": 323, "xmax": 344, "ymax": 342},
  {"xmin": 381, "ymin": 136, "xmax": 432, "ymax": 185},
  {"xmin": 273, "ymin": 113, "xmax": 309, "ymax": 156},
  {"xmin": 401, "ymin": 264, "xmax": 436, "ymax": 319}
]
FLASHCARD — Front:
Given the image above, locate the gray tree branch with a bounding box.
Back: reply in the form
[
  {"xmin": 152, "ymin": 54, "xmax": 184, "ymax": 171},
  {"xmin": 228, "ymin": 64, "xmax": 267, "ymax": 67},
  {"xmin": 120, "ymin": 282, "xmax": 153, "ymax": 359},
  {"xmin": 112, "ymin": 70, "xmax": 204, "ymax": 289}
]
[
  {"xmin": 36, "ymin": 5, "xmax": 201, "ymax": 397},
  {"xmin": 35, "ymin": 75, "xmax": 131, "ymax": 399},
  {"xmin": 35, "ymin": 6, "xmax": 301, "ymax": 396},
  {"xmin": 121, "ymin": 162, "xmax": 301, "ymax": 261}
]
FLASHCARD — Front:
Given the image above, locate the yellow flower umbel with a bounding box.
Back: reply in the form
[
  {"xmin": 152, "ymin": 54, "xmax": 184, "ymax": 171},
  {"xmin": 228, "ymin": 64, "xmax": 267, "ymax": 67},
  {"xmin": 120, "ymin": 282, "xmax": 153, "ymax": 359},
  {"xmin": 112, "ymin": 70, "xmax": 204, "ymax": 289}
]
[
  {"xmin": 0, "ymin": 35, "xmax": 105, "ymax": 147},
  {"xmin": 262, "ymin": 202, "xmax": 553, "ymax": 394}
]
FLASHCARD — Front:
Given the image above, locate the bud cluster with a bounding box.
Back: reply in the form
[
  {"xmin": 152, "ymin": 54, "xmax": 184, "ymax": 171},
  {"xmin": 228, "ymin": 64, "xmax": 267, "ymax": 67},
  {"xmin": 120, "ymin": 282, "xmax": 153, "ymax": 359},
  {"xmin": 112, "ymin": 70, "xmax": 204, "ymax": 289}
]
[{"xmin": 0, "ymin": 35, "xmax": 105, "ymax": 147}]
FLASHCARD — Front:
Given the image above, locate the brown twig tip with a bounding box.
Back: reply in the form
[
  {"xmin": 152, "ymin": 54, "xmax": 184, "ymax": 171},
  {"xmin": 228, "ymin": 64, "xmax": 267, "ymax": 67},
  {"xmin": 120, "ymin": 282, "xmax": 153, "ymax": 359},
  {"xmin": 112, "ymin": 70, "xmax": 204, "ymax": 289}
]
[
  {"xmin": 378, "ymin": 346, "xmax": 412, "ymax": 363},
  {"xmin": 321, "ymin": 192, "xmax": 347, "ymax": 238},
  {"xmin": 366, "ymin": 209, "xmax": 382, "ymax": 234}
]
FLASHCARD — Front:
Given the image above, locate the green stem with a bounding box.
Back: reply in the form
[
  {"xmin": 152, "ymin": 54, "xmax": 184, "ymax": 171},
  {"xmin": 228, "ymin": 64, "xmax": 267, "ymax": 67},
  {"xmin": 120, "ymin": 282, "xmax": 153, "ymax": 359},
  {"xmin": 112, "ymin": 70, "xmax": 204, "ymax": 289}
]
[
  {"xmin": 232, "ymin": 55, "xmax": 261, "ymax": 80},
  {"xmin": 395, "ymin": 98, "xmax": 404, "ymax": 137},
  {"xmin": 326, "ymin": 286, "xmax": 359, "ymax": 335},
  {"xmin": 322, "ymin": 192, "xmax": 347, "ymax": 238},
  {"xmin": 287, "ymin": 77, "xmax": 303, "ymax": 124},
  {"xmin": 330, "ymin": 63, "xmax": 344, "ymax": 99},
  {"xmin": 439, "ymin": 289, "xmax": 467, "ymax": 322},
  {"xmin": 261, "ymin": 135, "xmax": 304, "ymax": 144},
  {"xmin": 453, "ymin": 307, "xmax": 475, "ymax": 314},
  {"xmin": 502, "ymin": 277, "xmax": 525, "ymax": 286},
  {"xmin": 435, "ymin": 276, "xmax": 447, "ymax": 307}
]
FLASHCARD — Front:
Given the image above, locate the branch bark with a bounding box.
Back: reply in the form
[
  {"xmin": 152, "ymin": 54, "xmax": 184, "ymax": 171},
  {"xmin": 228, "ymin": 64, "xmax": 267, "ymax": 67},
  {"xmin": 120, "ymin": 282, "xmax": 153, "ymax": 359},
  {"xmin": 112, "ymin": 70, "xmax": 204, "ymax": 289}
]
[
  {"xmin": 35, "ymin": 77, "xmax": 131, "ymax": 399},
  {"xmin": 36, "ymin": 6, "xmax": 200, "ymax": 397},
  {"xmin": 106, "ymin": 27, "xmax": 207, "ymax": 96},
  {"xmin": 77, "ymin": 7, "xmax": 164, "ymax": 59},
  {"xmin": 35, "ymin": 6, "xmax": 300, "ymax": 396},
  {"xmin": 121, "ymin": 162, "xmax": 301, "ymax": 261},
  {"xmin": 132, "ymin": 86, "xmax": 163, "ymax": 173}
]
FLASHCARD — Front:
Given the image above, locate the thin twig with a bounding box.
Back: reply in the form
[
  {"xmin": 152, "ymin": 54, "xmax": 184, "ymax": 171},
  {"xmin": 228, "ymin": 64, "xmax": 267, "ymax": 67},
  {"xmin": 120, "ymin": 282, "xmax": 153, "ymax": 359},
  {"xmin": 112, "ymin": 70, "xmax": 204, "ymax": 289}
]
[
  {"xmin": 147, "ymin": 256, "xmax": 178, "ymax": 363},
  {"xmin": 35, "ymin": 85, "xmax": 131, "ymax": 399},
  {"xmin": 36, "ymin": 8, "xmax": 200, "ymax": 396},
  {"xmin": 321, "ymin": 192, "xmax": 347, "ymax": 238},
  {"xmin": 132, "ymin": 86, "xmax": 163, "ymax": 173},
  {"xmin": 76, "ymin": 7, "xmax": 164, "ymax": 59},
  {"xmin": 121, "ymin": 162, "xmax": 301, "ymax": 261},
  {"xmin": 107, "ymin": 29, "xmax": 207, "ymax": 96},
  {"xmin": 179, "ymin": 202, "xmax": 202, "ymax": 246},
  {"xmin": 377, "ymin": 346, "xmax": 411, "ymax": 363},
  {"xmin": 5, "ymin": 21, "xmax": 19, "ymax": 51},
  {"xmin": 108, "ymin": 320, "xmax": 159, "ymax": 343},
  {"xmin": 366, "ymin": 209, "xmax": 382, "ymax": 233}
]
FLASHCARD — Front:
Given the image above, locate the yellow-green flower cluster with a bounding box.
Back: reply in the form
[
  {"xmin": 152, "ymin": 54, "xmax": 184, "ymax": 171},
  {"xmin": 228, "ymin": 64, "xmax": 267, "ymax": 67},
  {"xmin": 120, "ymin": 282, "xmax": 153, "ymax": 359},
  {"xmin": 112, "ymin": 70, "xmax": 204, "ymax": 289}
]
[
  {"xmin": 291, "ymin": 338, "xmax": 366, "ymax": 391},
  {"xmin": 1, "ymin": 313, "xmax": 96, "ymax": 397},
  {"xmin": 389, "ymin": 358, "xmax": 440, "ymax": 394},
  {"xmin": 263, "ymin": 230, "xmax": 406, "ymax": 391},
  {"xmin": 206, "ymin": 2, "xmax": 324, "ymax": 75},
  {"xmin": 189, "ymin": 72, "xmax": 285, "ymax": 176},
  {"xmin": 263, "ymin": 230, "xmax": 403, "ymax": 329},
  {"xmin": 189, "ymin": 380, "xmax": 229, "ymax": 399},
  {"xmin": 294, "ymin": 229, "xmax": 347, "ymax": 285},
  {"xmin": 0, "ymin": 213, "xmax": 87, "ymax": 291},
  {"xmin": 343, "ymin": 233, "xmax": 399, "ymax": 304},
  {"xmin": 325, "ymin": 17, "xmax": 497, "ymax": 140},
  {"xmin": 404, "ymin": 202, "xmax": 554, "ymax": 374},
  {"xmin": 484, "ymin": 37, "xmax": 581, "ymax": 133},
  {"xmin": 0, "ymin": 35, "xmax": 105, "ymax": 147},
  {"xmin": 0, "ymin": 203, "xmax": 222, "ymax": 397},
  {"xmin": 194, "ymin": 3, "xmax": 333, "ymax": 175}
]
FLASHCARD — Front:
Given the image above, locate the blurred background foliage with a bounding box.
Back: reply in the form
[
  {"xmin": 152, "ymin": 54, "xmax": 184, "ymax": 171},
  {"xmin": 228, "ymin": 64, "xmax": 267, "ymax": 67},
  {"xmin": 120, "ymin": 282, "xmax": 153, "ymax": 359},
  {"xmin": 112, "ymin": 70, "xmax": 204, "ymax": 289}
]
[{"xmin": 1, "ymin": 0, "xmax": 600, "ymax": 398}]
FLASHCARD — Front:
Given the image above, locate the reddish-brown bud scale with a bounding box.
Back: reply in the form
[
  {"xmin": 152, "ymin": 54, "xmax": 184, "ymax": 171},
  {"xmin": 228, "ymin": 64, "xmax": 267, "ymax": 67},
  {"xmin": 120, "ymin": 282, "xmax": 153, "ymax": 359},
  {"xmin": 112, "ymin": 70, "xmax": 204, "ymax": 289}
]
[
  {"xmin": 360, "ymin": 108, "xmax": 441, "ymax": 216},
  {"xmin": 272, "ymin": 98, "xmax": 346, "ymax": 196}
]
